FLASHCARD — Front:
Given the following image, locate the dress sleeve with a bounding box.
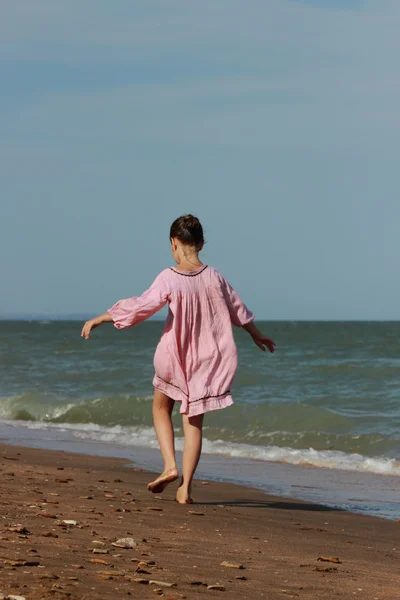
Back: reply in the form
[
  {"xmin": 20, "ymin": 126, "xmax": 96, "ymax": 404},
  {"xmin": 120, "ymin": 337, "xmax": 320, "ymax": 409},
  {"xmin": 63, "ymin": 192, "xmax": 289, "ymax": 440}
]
[
  {"xmin": 107, "ymin": 273, "xmax": 169, "ymax": 330},
  {"xmin": 220, "ymin": 276, "xmax": 255, "ymax": 327}
]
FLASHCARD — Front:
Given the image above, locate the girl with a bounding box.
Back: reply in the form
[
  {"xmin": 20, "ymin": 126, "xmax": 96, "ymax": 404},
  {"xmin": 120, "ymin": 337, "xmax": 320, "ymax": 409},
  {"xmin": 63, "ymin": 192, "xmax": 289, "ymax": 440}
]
[{"xmin": 81, "ymin": 215, "xmax": 275, "ymax": 504}]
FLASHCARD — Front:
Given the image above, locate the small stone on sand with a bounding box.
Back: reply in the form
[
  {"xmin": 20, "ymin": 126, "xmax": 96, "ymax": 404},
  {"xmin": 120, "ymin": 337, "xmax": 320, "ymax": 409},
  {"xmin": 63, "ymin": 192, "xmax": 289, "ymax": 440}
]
[
  {"xmin": 149, "ymin": 580, "xmax": 177, "ymax": 588},
  {"xmin": 317, "ymin": 556, "xmax": 342, "ymax": 564},
  {"xmin": 112, "ymin": 537, "xmax": 138, "ymax": 548},
  {"xmin": 7, "ymin": 526, "xmax": 31, "ymax": 534},
  {"xmin": 90, "ymin": 558, "xmax": 110, "ymax": 565},
  {"xmin": 208, "ymin": 584, "xmax": 225, "ymax": 591},
  {"xmin": 220, "ymin": 561, "xmax": 245, "ymax": 569}
]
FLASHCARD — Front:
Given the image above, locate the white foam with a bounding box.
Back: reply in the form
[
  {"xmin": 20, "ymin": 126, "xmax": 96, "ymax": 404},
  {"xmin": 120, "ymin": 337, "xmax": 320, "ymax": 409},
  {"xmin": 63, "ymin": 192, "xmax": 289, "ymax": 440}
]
[
  {"xmin": 201, "ymin": 439, "xmax": 400, "ymax": 476},
  {"xmin": 2, "ymin": 419, "xmax": 398, "ymax": 477}
]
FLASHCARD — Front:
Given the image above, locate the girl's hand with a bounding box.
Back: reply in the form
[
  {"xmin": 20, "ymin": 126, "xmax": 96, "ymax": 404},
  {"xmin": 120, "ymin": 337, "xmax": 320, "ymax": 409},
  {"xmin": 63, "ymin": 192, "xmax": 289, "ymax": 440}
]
[
  {"xmin": 252, "ymin": 334, "xmax": 276, "ymax": 353},
  {"xmin": 81, "ymin": 313, "xmax": 113, "ymax": 339},
  {"xmin": 243, "ymin": 321, "xmax": 276, "ymax": 353},
  {"xmin": 81, "ymin": 319, "xmax": 100, "ymax": 340}
]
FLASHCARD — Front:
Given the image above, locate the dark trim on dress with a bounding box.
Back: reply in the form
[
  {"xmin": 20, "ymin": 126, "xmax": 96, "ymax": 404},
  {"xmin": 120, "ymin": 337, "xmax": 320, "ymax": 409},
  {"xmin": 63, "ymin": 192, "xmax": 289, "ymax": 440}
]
[
  {"xmin": 190, "ymin": 390, "xmax": 231, "ymax": 404},
  {"xmin": 169, "ymin": 265, "xmax": 208, "ymax": 277},
  {"xmin": 157, "ymin": 376, "xmax": 188, "ymax": 396},
  {"xmin": 156, "ymin": 375, "xmax": 230, "ymax": 402}
]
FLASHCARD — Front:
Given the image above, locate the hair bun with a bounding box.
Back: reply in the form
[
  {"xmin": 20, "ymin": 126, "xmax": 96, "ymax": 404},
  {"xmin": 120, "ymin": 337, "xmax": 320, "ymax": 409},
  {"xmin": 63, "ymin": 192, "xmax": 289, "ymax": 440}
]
[{"xmin": 170, "ymin": 214, "xmax": 204, "ymax": 250}]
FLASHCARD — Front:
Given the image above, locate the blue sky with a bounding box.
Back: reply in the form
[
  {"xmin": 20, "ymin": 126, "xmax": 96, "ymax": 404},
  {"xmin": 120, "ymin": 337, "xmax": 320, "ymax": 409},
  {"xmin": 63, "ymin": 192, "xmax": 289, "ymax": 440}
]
[{"xmin": 1, "ymin": 0, "xmax": 399, "ymax": 319}]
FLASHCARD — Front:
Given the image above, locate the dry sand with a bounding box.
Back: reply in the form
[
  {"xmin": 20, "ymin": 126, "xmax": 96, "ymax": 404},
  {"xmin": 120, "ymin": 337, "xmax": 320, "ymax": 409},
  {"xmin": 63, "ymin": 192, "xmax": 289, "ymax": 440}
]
[{"xmin": 0, "ymin": 443, "xmax": 398, "ymax": 600}]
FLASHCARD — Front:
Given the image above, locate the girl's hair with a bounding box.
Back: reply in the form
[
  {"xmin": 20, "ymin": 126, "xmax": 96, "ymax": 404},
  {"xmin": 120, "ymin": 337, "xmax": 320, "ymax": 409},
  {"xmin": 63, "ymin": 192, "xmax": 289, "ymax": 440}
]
[{"xmin": 170, "ymin": 215, "xmax": 204, "ymax": 250}]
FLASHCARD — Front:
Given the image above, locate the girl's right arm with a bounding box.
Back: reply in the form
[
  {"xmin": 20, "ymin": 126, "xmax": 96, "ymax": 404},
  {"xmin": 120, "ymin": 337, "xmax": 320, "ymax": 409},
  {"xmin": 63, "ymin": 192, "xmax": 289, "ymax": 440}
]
[
  {"xmin": 81, "ymin": 313, "xmax": 113, "ymax": 339},
  {"xmin": 82, "ymin": 272, "xmax": 169, "ymax": 340}
]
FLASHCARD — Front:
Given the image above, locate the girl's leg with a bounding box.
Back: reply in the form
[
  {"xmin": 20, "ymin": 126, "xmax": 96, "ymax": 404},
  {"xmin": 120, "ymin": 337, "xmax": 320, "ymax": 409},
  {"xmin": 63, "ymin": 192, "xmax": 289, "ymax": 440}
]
[
  {"xmin": 148, "ymin": 389, "xmax": 179, "ymax": 493},
  {"xmin": 176, "ymin": 413, "xmax": 204, "ymax": 504}
]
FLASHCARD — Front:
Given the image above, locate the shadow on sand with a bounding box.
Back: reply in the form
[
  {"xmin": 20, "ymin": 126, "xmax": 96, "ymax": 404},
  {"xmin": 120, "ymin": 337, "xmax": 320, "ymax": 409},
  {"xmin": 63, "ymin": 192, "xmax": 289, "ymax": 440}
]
[{"xmin": 196, "ymin": 499, "xmax": 340, "ymax": 512}]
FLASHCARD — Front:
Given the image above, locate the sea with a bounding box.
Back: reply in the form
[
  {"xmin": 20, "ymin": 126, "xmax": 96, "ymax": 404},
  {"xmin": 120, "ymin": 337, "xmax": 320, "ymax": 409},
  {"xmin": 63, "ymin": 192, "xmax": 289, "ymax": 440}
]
[{"xmin": 1, "ymin": 320, "xmax": 399, "ymax": 520}]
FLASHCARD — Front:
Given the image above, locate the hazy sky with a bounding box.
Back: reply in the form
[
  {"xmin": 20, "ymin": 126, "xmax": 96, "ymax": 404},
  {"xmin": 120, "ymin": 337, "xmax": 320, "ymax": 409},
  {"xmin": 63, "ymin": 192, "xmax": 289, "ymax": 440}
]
[{"xmin": 1, "ymin": 0, "xmax": 399, "ymax": 319}]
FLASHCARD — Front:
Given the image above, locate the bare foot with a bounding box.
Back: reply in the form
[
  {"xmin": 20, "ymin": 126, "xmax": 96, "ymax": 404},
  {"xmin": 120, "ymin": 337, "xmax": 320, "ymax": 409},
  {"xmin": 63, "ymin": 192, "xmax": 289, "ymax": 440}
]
[
  {"xmin": 175, "ymin": 485, "xmax": 193, "ymax": 504},
  {"xmin": 147, "ymin": 467, "xmax": 179, "ymax": 494}
]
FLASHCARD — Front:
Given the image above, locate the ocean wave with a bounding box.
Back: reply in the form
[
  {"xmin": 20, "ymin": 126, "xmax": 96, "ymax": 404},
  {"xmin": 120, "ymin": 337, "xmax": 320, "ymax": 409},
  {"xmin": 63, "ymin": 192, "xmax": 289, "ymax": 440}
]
[
  {"xmin": 1, "ymin": 418, "xmax": 399, "ymax": 477},
  {"xmin": 0, "ymin": 393, "xmax": 398, "ymax": 458}
]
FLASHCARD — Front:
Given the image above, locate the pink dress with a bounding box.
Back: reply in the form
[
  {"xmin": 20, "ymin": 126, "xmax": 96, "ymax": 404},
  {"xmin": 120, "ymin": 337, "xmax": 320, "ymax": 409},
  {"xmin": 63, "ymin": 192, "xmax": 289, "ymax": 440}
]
[{"xmin": 107, "ymin": 265, "xmax": 254, "ymax": 416}]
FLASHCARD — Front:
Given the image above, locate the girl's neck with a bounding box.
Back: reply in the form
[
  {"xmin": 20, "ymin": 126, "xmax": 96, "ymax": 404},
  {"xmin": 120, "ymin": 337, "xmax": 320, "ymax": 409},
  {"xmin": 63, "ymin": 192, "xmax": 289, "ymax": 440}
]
[{"xmin": 175, "ymin": 253, "xmax": 203, "ymax": 273}]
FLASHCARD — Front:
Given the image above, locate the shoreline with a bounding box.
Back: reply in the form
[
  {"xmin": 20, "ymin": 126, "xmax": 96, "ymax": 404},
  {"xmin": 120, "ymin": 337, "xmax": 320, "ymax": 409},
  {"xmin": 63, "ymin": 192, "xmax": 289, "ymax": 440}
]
[
  {"xmin": 0, "ymin": 443, "xmax": 399, "ymax": 599},
  {"xmin": 1, "ymin": 422, "xmax": 399, "ymax": 521}
]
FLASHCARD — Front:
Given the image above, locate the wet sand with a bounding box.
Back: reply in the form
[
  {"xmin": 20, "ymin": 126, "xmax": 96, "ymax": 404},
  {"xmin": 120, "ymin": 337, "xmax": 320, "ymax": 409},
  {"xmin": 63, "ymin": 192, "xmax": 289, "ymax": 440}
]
[{"xmin": 0, "ymin": 444, "xmax": 398, "ymax": 600}]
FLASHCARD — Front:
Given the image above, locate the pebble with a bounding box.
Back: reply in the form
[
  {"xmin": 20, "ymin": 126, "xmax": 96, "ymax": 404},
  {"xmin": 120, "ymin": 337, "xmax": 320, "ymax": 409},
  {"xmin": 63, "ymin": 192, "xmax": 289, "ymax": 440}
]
[
  {"xmin": 7, "ymin": 526, "xmax": 30, "ymax": 535},
  {"xmin": 188, "ymin": 511, "xmax": 204, "ymax": 516},
  {"xmin": 90, "ymin": 559, "xmax": 110, "ymax": 565},
  {"xmin": 112, "ymin": 537, "xmax": 138, "ymax": 548},
  {"xmin": 62, "ymin": 520, "xmax": 78, "ymax": 526},
  {"xmin": 208, "ymin": 584, "xmax": 225, "ymax": 591},
  {"xmin": 1, "ymin": 559, "xmax": 40, "ymax": 567},
  {"xmin": 317, "ymin": 556, "xmax": 342, "ymax": 564},
  {"xmin": 92, "ymin": 549, "xmax": 109, "ymax": 555},
  {"xmin": 149, "ymin": 580, "xmax": 176, "ymax": 588},
  {"xmin": 220, "ymin": 561, "xmax": 245, "ymax": 569}
]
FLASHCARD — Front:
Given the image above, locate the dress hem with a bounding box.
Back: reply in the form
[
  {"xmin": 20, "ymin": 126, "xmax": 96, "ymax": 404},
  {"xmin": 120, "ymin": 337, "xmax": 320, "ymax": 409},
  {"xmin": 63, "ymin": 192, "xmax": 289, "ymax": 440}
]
[{"xmin": 153, "ymin": 375, "xmax": 233, "ymax": 416}]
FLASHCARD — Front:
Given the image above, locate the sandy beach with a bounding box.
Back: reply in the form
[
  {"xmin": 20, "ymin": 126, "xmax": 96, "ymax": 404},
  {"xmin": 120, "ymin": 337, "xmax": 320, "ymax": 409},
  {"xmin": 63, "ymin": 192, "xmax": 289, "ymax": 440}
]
[{"xmin": 0, "ymin": 443, "xmax": 398, "ymax": 600}]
